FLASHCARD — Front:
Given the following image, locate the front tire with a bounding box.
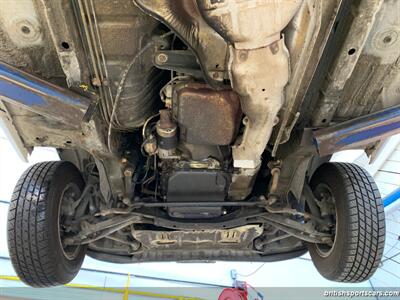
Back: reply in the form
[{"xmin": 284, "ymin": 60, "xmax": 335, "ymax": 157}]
[
  {"xmin": 7, "ymin": 161, "xmax": 86, "ymax": 287},
  {"xmin": 308, "ymin": 162, "xmax": 385, "ymax": 283}
]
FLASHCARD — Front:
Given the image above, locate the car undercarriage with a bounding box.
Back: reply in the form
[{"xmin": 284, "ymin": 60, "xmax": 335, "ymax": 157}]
[{"xmin": 0, "ymin": 0, "xmax": 398, "ymax": 287}]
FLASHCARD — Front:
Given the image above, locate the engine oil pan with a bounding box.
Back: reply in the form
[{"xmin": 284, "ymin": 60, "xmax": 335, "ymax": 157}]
[{"xmin": 172, "ymin": 82, "xmax": 242, "ymax": 145}]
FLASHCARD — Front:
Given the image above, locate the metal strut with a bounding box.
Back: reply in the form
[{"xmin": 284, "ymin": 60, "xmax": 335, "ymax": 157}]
[
  {"xmin": 0, "ymin": 62, "xmax": 92, "ymax": 127},
  {"xmin": 313, "ymin": 103, "xmax": 400, "ymax": 156}
]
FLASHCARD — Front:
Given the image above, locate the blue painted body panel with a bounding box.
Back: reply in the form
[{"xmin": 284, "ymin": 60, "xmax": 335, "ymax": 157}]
[
  {"xmin": 0, "ymin": 62, "xmax": 91, "ymax": 125},
  {"xmin": 313, "ymin": 104, "xmax": 400, "ymax": 155},
  {"xmin": 383, "ymin": 187, "xmax": 400, "ymax": 207},
  {"xmin": 0, "ymin": 63, "xmax": 87, "ymax": 107},
  {"xmin": 0, "ymin": 76, "xmax": 46, "ymax": 106},
  {"xmin": 338, "ymin": 121, "xmax": 400, "ymax": 146}
]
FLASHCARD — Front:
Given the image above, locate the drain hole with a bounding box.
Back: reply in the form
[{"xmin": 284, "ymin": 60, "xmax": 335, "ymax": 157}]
[
  {"xmin": 61, "ymin": 42, "xmax": 70, "ymax": 50},
  {"xmin": 348, "ymin": 48, "xmax": 356, "ymax": 55}
]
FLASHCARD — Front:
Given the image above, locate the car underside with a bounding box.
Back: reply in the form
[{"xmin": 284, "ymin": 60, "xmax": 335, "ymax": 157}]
[{"xmin": 0, "ymin": 0, "xmax": 398, "ymax": 287}]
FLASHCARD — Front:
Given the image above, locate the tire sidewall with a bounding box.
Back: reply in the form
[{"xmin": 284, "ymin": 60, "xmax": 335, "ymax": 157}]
[
  {"xmin": 308, "ymin": 163, "xmax": 350, "ymax": 280},
  {"xmin": 46, "ymin": 161, "xmax": 86, "ymax": 284}
]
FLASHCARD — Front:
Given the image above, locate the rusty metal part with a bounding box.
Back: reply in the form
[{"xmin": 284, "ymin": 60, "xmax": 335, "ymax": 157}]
[
  {"xmin": 173, "ymin": 82, "xmax": 242, "ymax": 145},
  {"xmin": 158, "ymin": 109, "xmax": 176, "ymax": 131},
  {"xmin": 313, "ymin": 103, "xmax": 400, "ymax": 156},
  {"xmin": 132, "ymin": 225, "xmax": 263, "ymax": 250},
  {"xmin": 156, "ymin": 110, "xmax": 177, "ymax": 140},
  {"xmin": 156, "ymin": 109, "xmax": 177, "ymax": 158},
  {"xmin": 266, "ymin": 161, "xmax": 282, "ymax": 206},
  {"xmin": 123, "ymin": 167, "xmax": 134, "ymax": 201},
  {"xmin": 268, "ymin": 161, "xmax": 282, "ymax": 194},
  {"xmin": 197, "ymin": 0, "xmax": 302, "ymax": 169},
  {"xmin": 132, "ymin": 0, "xmax": 228, "ymax": 88}
]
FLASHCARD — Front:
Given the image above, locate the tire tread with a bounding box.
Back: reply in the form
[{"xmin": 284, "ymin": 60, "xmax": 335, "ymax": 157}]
[
  {"xmin": 7, "ymin": 161, "xmax": 65, "ymax": 287},
  {"xmin": 330, "ymin": 162, "xmax": 385, "ymax": 282}
]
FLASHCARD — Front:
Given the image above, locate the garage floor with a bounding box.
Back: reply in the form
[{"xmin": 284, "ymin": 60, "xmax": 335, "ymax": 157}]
[{"xmin": 370, "ymin": 205, "xmax": 400, "ymax": 287}]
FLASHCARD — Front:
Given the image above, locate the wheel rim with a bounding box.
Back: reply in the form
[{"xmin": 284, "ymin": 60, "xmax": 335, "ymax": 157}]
[
  {"xmin": 313, "ymin": 183, "xmax": 337, "ymax": 258},
  {"xmin": 58, "ymin": 183, "xmax": 82, "ymax": 260}
]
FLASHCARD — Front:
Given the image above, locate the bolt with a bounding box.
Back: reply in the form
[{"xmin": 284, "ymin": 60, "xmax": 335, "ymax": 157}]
[
  {"xmin": 259, "ymin": 195, "xmax": 267, "ymax": 202},
  {"xmin": 144, "ymin": 139, "xmax": 157, "ymax": 155},
  {"xmin": 254, "ymin": 238, "xmax": 264, "ymax": 251},
  {"xmin": 92, "ymin": 77, "xmax": 101, "ymax": 87},
  {"xmin": 383, "ymin": 36, "xmax": 392, "ymax": 44},
  {"xmin": 21, "ymin": 25, "xmax": 31, "ymax": 35},
  {"xmin": 156, "ymin": 53, "xmax": 168, "ymax": 64},
  {"xmin": 270, "ymin": 42, "xmax": 279, "ymax": 55},
  {"xmin": 239, "ymin": 50, "xmax": 248, "ymax": 61},
  {"xmin": 122, "ymin": 197, "xmax": 131, "ymax": 206},
  {"xmin": 131, "ymin": 240, "xmax": 141, "ymax": 251},
  {"xmin": 124, "ymin": 168, "xmax": 133, "ymax": 177}
]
